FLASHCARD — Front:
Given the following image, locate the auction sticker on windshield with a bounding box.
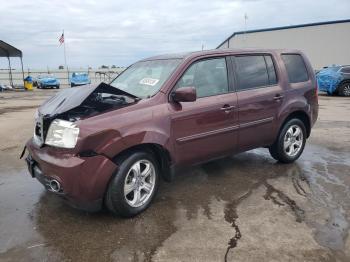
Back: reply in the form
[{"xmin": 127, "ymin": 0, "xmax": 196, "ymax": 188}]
[{"xmin": 139, "ymin": 78, "xmax": 159, "ymax": 86}]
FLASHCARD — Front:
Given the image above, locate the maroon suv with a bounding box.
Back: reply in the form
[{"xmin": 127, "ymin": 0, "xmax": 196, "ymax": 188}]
[{"xmin": 25, "ymin": 49, "xmax": 318, "ymax": 217}]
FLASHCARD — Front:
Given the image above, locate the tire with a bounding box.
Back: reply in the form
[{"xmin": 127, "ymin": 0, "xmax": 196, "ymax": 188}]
[
  {"xmin": 105, "ymin": 151, "xmax": 159, "ymax": 217},
  {"xmin": 71, "ymin": 84, "xmax": 75, "ymax": 88},
  {"xmin": 269, "ymin": 119, "xmax": 306, "ymax": 163},
  {"xmin": 338, "ymin": 82, "xmax": 350, "ymax": 97},
  {"xmin": 56, "ymin": 85, "xmax": 60, "ymax": 89}
]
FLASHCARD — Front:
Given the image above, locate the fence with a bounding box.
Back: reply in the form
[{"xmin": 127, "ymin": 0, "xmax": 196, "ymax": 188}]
[{"xmin": 0, "ymin": 68, "xmax": 124, "ymax": 87}]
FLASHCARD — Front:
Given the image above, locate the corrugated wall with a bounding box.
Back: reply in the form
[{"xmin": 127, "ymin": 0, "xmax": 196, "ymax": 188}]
[{"xmin": 218, "ymin": 22, "xmax": 350, "ymax": 69}]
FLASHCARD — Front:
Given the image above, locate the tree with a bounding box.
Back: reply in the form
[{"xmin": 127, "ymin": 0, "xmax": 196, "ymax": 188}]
[
  {"xmin": 100, "ymin": 65, "xmax": 109, "ymax": 69},
  {"xmin": 58, "ymin": 65, "xmax": 64, "ymax": 70}
]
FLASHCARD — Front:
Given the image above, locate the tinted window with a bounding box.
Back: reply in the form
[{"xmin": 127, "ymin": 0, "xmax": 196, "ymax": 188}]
[
  {"xmin": 282, "ymin": 54, "xmax": 309, "ymax": 83},
  {"xmin": 235, "ymin": 56, "xmax": 269, "ymax": 90},
  {"xmin": 341, "ymin": 67, "xmax": 350, "ymax": 74},
  {"xmin": 176, "ymin": 58, "xmax": 228, "ymax": 98},
  {"xmin": 264, "ymin": 56, "xmax": 277, "ymax": 85}
]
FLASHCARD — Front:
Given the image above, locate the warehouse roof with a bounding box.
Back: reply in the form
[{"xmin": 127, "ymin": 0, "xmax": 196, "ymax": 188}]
[
  {"xmin": 0, "ymin": 40, "xmax": 22, "ymax": 58},
  {"xmin": 217, "ymin": 18, "xmax": 350, "ymax": 48}
]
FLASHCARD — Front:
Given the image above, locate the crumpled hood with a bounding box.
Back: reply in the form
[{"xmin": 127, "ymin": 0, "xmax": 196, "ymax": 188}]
[
  {"xmin": 39, "ymin": 84, "xmax": 96, "ymax": 116},
  {"xmin": 38, "ymin": 82, "xmax": 138, "ymax": 117}
]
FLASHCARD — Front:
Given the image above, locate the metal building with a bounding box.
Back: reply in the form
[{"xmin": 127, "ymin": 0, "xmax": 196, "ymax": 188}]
[{"xmin": 217, "ymin": 19, "xmax": 350, "ymax": 69}]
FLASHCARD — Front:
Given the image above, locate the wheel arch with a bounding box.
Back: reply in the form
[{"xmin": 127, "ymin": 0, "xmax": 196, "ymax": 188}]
[
  {"xmin": 278, "ymin": 110, "xmax": 311, "ymax": 138},
  {"xmin": 338, "ymin": 79, "xmax": 350, "ymax": 86},
  {"xmin": 112, "ymin": 143, "xmax": 174, "ymax": 182}
]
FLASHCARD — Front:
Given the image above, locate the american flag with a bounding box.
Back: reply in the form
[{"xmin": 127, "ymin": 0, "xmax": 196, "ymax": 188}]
[{"xmin": 59, "ymin": 33, "xmax": 64, "ymax": 45}]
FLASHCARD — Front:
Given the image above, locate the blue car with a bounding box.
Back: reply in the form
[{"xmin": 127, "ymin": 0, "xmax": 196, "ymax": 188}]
[
  {"xmin": 317, "ymin": 65, "xmax": 350, "ymax": 96},
  {"xmin": 70, "ymin": 72, "xmax": 91, "ymax": 87},
  {"xmin": 37, "ymin": 74, "xmax": 60, "ymax": 89}
]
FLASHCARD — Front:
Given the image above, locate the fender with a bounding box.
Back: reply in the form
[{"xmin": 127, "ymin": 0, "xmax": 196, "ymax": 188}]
[
  {"xmin": 276, "ymin": 95, "xmax": 311, "ymax": 135},
  {"xmin": 103, "ymin": 129, "xmax": 171, "ymax": 160},
  {"xmin": 77, "ymin": 128, "xmax": 172, "ymax": 160}
]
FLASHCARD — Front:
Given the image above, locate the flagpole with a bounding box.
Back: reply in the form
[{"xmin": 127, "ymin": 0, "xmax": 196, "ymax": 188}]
[
  {"xmin": 244, "ymin": 13, "xmax": 248, "ymax": 47},
  {"xmin": 63, "ymin": 30, "xmax": 68, "ymax": 86}
]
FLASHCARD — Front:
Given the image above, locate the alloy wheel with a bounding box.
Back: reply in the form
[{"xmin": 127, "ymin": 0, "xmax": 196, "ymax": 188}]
[
  {"xmin": 283, "ymin": 125, "xmax": 303, "ymax": 157},
  {"xmin": 343, "ymin": 84, "xmax": 350, "ymax": 96},
  {"xmin": 123, "ymin": 159, "xmax": 156, "ymax": 208}
]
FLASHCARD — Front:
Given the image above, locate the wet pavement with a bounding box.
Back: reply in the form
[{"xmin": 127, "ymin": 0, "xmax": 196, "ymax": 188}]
[{"xmin": 0, "ymin": 90, "xmax": 349, "ymax": 261}]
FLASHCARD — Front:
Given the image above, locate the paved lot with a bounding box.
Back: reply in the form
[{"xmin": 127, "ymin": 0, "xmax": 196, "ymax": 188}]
[{"xmin": 0, "ymin": 89, "xmax": 349, "ymax": 262}]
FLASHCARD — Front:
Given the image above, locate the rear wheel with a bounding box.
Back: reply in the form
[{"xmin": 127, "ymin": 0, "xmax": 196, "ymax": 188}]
[
  {"xmin": 338, "ymin": 82, "xmax": 350, "ymax": 97},
  {"xmin": 269, "ymin": 119, "xmax": 306, "ymax": 163},
  {"xmin": 105, "ymin": 151, "xmax": 159, "ymax": 217}
]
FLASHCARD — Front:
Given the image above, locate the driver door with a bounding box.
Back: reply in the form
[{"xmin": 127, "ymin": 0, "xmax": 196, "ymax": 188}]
[{"xmin": 169, "ymin": 57, "xmax": 239, "ymax": 166}]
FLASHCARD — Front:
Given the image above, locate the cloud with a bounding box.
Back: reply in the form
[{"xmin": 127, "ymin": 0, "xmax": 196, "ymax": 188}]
[{"xmin": 1, "ymin": 0, "xmax": 349, "ymax": 69}]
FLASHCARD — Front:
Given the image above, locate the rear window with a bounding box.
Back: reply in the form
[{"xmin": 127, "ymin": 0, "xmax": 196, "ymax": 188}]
[
  {"xmin": 234, "ymin": 55, "xmax": 277, "ymax": 90},
  {"xmin": 282, "ymin": 54, "xmax": 309, "ymax": 83}
]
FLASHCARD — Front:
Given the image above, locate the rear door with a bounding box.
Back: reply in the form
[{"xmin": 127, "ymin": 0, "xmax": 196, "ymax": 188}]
[
  {"xmin": 169, "ymin": 57, "xmax": 238, "ymax": 165},
  {"xmin": 231, "ymin": 54, "xmax": 284, "ymax": 152}
]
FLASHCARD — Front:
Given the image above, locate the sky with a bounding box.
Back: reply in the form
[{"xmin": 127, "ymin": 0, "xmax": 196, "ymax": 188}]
[{"xmin": 1, "ymin": 0, "xmax": 349, "ymax": 69}]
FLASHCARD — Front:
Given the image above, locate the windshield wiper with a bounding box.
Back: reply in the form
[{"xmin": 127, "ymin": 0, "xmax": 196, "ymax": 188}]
[{"xmin": 100, "ymin": 82, "xmax": 141, "ymax": 101}]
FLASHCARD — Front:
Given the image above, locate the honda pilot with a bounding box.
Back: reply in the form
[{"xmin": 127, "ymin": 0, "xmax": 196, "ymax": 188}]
[{"xmin": 24, "ymin": 49, "xmax": 318, "ymax": 217}]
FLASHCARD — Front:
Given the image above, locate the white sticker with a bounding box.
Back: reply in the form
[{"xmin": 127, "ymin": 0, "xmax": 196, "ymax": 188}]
[{"xmin": 139, "ymin": 78, "xmax": 159, "ymax": 86}]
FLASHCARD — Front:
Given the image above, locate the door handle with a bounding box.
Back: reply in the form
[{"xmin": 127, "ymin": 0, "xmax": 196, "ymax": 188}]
[
  {"xmin": 221, "ymin": 104, "xmax": 235, "ymax": 113},
  {"xmin": 273, "ymin": 94, "xmax": 284, "ymax": 101}
]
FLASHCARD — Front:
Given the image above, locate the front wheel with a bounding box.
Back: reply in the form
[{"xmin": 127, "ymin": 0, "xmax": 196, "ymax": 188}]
[
  {"xmin": 105, "ymin": 151, "xmax": 159, "ymax": 217},
  {"xmin": 269, "ymin": 119, "xmax": 306, "ymax": 163}
]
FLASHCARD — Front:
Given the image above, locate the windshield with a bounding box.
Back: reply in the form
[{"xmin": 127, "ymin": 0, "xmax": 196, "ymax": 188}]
[
  {"xmin": 72, "ymin": 73, "xmax": 88, "ymax": 77},
  {"xmin": 110, "ymin": 59, "xmax": 181, "ymax": 98},
  {"xmin": 39, "ymin": 74, "xmax": 54, "ymax": 78}
]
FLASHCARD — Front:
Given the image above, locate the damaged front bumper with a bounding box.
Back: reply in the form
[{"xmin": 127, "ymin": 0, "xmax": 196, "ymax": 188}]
[{"xmin": 25, "ymin": 138, "xmax": 118, "ymax": 212}]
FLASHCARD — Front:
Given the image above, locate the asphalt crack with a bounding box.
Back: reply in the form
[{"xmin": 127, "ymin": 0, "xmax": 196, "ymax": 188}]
[
  {"xmin": 223, "ymin": 182, "xmax": 263, "ymax": 262},
  {"xmin": 224, "ymin": 200, "xmax": 242, "ymax": 262}
]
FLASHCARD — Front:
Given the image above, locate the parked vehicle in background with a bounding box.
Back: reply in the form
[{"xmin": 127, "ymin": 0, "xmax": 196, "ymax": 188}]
[
  {"xmin": 317, "ymin": 65, "xmax": 350, "ymax": 96},
  {"xmin": 25, "ymin": 49, "xmax": 318, "ymax": 217},
  {"xmin": 70, "ymin": 72, "xmax": 91, "ymax": 87},
  {"xmin": 37, "ymin": 74, "xmax": 60, "ymax": 89}
]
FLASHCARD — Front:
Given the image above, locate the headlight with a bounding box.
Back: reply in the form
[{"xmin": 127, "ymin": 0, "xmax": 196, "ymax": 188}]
[{"xmin": 45, "ymin": 119, "xmax": 79, "ymax": 148}]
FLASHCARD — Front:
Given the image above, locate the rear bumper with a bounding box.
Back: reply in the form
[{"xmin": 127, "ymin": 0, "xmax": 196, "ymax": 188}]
[{"xmin": 25, "ymin": 138, "xmax": 118, "ymax": 212}]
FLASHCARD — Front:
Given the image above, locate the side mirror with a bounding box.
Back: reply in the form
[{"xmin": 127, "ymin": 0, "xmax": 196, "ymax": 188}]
[{"xmin": 172, "ymin": 86, "xmax": 197, "ymax": 102}]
